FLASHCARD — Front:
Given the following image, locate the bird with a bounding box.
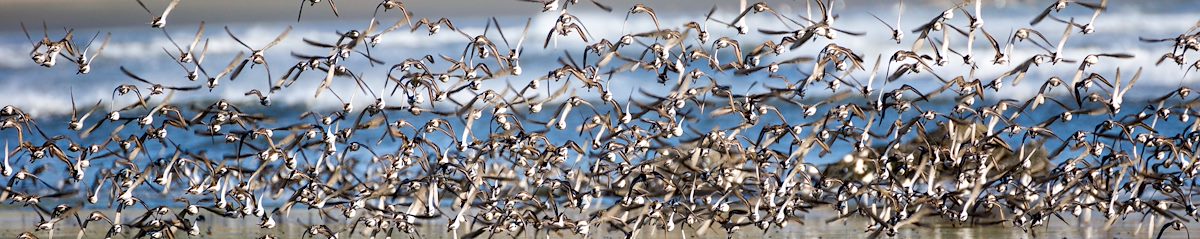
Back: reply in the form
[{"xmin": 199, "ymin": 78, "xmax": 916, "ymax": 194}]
[
  {"xmin": 162, "ymin": 21, "xmax": 206, "ymax": 64},
  {"xmin": 65, "ymin": 31, "xmax": 110, "ymax": 74},
  {"xmin": 1030, "ymin": 0, "xmax": 1105, "ymax": 26},
  {"xmin": 225, "ymin": 25, "xmax": 292, "ymax": 89},
  {"xmin": 297, "ymin": 0, "xmax": 340, "ymax": 22},
  {"xmin": 410, "ymin": 18, "xmax": 458, "ymax": 36},
  {"xmin": 136, "ymin": 0, "xmax": 182, "ymax": 28},
  {"xmin": 624, "ymin": 4, "xmax": 662, "ymax": 32},
  {"xmin": 868, "ymin": 0, "xmax": 904, "ymax": 44}
]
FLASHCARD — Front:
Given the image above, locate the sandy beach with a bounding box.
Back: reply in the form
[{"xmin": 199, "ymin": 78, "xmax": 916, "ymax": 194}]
[{"xmin": 0, "ymin": 207, "xmax": 1192, "ymax": 238}]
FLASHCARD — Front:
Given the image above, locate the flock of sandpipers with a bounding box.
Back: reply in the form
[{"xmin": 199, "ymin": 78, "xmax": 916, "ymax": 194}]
[{"xmin": 5, "ymin": 0, "xmax": 1200, "ymax": 238}]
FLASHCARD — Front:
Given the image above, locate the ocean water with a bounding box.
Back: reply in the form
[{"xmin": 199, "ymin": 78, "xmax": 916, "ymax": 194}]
[{"xmin": 1, "ymin": 1, "xmax": 1199, "ymax": 116}]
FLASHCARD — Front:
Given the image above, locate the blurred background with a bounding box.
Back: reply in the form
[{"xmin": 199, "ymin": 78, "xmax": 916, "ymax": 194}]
[
  {"xmin": 1, "ymin": 0, "xmax": 1195, "ymax": 31},
  {"xmin": 0, "ymin": 0, "xmax": 1197, "ymax": 116}
]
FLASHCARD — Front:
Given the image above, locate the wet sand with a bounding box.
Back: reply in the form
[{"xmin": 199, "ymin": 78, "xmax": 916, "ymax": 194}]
[{"xmin": 0, "ymin": 208, "xmax": 1192, "ymax": 238}]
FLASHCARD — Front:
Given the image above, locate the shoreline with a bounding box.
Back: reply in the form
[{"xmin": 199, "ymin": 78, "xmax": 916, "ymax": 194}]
[{"xmin": 0, "ymin": 208, "xmax": 1190, "ymax": 238}]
